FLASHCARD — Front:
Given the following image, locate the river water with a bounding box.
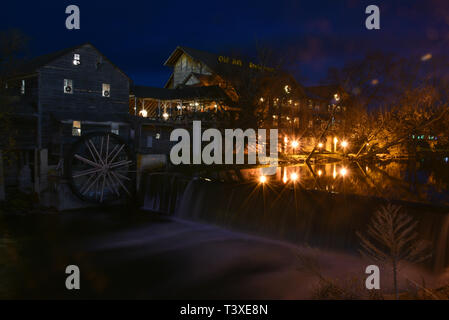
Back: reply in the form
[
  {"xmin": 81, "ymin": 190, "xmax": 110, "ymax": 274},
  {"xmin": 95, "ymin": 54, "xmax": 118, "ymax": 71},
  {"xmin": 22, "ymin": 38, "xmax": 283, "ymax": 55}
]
[
  {"xmin": 1, "ymin": 158, "xmax": 449, "ymax": 298},
  {"xmin": 143, "ymin": 158, "xmax": 449, "ymax": 271}
]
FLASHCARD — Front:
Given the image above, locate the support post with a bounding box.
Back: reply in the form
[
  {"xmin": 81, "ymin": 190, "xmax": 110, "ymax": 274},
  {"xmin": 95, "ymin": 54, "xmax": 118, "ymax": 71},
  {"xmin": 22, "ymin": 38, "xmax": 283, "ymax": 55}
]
[
  {"xmin": 33, "ymin": 148, "xmax": 40, "ymax": 197},
  {"xmin": 40, "ymin": 149, "xmax": 48, "ymax": 191},
  {"xmin": 0, "ymin": 150, "xmax": 5, "ymax": 201}
]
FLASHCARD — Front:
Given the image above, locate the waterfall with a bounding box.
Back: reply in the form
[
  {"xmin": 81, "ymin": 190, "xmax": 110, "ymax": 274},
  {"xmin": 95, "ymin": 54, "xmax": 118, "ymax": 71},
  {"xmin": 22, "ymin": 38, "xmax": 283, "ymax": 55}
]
[
  {"xmin": 142, "ymin": 173, "xmax": 188, "ymax": 215},
  {"xmin": 141, "ymin": 171, "xmax": 449, "ymax": 270}
]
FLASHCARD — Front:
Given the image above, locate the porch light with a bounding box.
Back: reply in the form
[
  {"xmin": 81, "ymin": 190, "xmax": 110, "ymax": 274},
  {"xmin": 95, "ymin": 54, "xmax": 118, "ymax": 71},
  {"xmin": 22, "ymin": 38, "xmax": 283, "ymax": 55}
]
[{"xmin": 139, "ymin": 109, "xmax": 148, "ymax": 117}]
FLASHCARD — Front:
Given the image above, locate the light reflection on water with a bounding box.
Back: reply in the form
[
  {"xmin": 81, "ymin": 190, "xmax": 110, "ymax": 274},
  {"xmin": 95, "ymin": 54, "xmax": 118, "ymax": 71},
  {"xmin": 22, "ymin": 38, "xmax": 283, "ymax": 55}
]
[{"xmin": 209, "ymin": 159, "xmax": 449, "ymax": 206}]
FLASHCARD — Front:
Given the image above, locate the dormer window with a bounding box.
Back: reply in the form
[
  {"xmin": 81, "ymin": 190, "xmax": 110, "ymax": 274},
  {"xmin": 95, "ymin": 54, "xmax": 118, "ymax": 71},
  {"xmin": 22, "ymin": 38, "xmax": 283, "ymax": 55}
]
[{"xmin": 73, "ymin": 54, "xmax": 81, "ymax": 66}]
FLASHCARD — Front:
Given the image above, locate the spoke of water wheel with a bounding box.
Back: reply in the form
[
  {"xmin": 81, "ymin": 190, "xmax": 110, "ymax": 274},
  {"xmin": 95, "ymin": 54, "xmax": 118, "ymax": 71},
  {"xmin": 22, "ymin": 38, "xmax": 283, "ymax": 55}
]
[
  {"xmin": 100, "ymin": 174, "xmax": 106, "ymax": 203},
  {"xmin": 79, "ymin": 172, "xmax": 97, "ymax": 194},
  {"xmin": 109, "ymin": 160, "xmax": 132, "ymax": 169},
  {"xmin": 106, "ymin": 145, "xmax": 119, "ymax": 163},
  {"xmin": 103, "ymin": 173, "xmax": 114, "ymax": 196},
  {"xmin": 75, "ymin": 154, "xmax": 101, "ymax": 168},
  {"xmin": 105, "ymin": 135, "xmax": 110, "ymax": 164},
  {"xmin": 99, "ymin": 137, "xmax": 104, "ymax": 161},
  {"xmin": 82, "ymin": 172, "xmax": 102, "ymax": 196},
  {"xmin": 73, "ymin": 167, "xmax": 102, "ymax": 178},
  {"xmin": 85, "ymin": 141, "xmax": 98, "ymax": 164},
  {"xmin": 106, "ymin": 172, "xmax": 120, "ymax": 196},
  {"xmin": 110, "ymin": 171, "xmax": 130, "ymax": 195},
  {"xmin": 108, "ymin": 144, "xmax": 125, "ymax": 164},
  {"xmin": 89, "ymin": 140, "xmax": 105, "ymax": 166},
  {"xmin": 114, "ymin": 171, "xmax": 131, "ymax": 181}
]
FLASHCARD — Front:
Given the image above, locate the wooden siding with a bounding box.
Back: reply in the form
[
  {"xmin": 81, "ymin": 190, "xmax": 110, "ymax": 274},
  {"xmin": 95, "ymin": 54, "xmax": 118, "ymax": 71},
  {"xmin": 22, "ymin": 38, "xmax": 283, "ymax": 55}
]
[
  {"xmin": 37, "ymin": 44, "xmax": 130, "ymax": 146},
  {"xmin": 172, "ymin": 53, "xmax": 211, "ymax": 88}
]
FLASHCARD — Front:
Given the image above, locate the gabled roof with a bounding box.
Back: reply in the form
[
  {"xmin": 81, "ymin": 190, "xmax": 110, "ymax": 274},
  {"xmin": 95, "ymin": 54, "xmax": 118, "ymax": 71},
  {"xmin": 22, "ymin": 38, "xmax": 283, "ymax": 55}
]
[
  {"xmin": 164, "ymin": 46, "xmax": 274, "ymax": 88},
  {"xmin": 164, "ymin": 46, "xmax": 219, "ymax": 69},
  {"xmin": 2, "ymin": 42, "xmax": 130, "ymax": 80},
  {"xmin": 182, "ymin": 72, "xmax": 219, "ymax": 87}
]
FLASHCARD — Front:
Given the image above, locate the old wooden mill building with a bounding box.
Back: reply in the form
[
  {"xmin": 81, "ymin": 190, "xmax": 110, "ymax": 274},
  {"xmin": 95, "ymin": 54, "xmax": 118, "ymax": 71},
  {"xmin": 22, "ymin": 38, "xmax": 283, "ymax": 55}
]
[{"xmin": 0, "ymin": 43, "xmax": 348, "ymax": 208}]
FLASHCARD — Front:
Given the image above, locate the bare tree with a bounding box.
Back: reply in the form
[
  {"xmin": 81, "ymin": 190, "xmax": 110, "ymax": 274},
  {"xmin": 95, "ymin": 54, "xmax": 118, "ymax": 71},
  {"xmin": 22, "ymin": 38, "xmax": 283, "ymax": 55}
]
[
  {"xmin": 326, "ymin": 52, "xmax": 449, "ymax": 159},
  {"xmin": 0, "ymin": 28, "xmax": 28, "ymax": 74},
  {"xmin": 0, "ymin": 29, "xmax": 28, "ymax": 162},
  {"xmin": 356, "ymin": 204, "xmax": 432, "ymax": 300}
]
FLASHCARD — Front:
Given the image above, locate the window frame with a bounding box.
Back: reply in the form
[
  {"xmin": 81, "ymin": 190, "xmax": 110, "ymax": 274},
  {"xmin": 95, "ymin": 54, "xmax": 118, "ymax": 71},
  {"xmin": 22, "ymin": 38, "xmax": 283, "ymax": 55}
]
[
  {"xmin": 20, "ymin": 79, "xmax": 25, "ymax": 95},
  {"xmin": 73, "ymin": 53, "xmax": 81, "ymax": 66},
  {"xmin": 102, "ymin": 83, "xmax": 110, "ymax": 97},
  {"xmin": 64, "ymin": 79, "xmax": 73, "ymax": 94},
  {"xmin": 72, "ymin": 121, "xmax": 81, "ymax": 136}
]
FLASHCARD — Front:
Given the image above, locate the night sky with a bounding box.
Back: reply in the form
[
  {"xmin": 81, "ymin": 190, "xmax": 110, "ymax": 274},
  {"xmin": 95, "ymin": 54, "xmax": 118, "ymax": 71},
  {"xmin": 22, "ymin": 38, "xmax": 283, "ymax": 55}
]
[{"xmin": 1, "ymin": 0, "xmax": 448, "ymax": 87}]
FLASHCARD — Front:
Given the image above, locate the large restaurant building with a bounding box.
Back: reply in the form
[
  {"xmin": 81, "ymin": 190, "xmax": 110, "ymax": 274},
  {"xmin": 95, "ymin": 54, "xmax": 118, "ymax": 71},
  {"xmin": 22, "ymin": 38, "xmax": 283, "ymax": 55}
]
[{"xmin": 131, "ymin": 46, "xmax": 349, "ymax": 134}]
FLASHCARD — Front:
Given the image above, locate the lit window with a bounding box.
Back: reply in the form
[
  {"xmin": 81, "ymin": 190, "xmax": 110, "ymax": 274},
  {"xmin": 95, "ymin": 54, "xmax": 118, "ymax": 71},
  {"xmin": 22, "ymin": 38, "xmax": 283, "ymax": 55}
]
[
  {"xmin": 20, "ymin": 80, "xmax": 25, "ymax": 95},
  {"xmin": 102, "ymin": 83, "xmax": 110, "ymax": 97},
  {"xmin": 72, "ymin": 121, "xmax": 81, "ymax": 136},
  {"xmin": 73, "ymin": 54, "xmax": 81, "ymax": 65},
  {"xmin": 64, "ymin": 79, "xmax": 73, "ymax": 94},
  {"xmin": 111, "ymin": 123, "xmax": 119, "ymax": 135}
]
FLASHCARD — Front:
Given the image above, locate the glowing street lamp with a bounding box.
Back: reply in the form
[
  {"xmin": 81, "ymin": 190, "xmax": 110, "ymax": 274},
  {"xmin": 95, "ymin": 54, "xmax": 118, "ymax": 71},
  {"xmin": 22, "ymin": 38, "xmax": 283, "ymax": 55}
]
[
  {"xmin": 259, "ymin": 175, "xmax": 267, "ymax": 184},
  {"xmin": 334, "ymin": 93, "xmax": 340, "ymax": 102},
  {"xmin": 291, "ymin": 140, "xmax": 299, "ymax": 149},
  {"xmin": 317, "ymin": 169, "xmax": 323, "ymax": 176},
  {"xmin": 340, "ymin": 168, "xmax": 348, "ymax": 177},
  {"xmin": 291, "ymin": 172, "xmax": 298, "ymax": 182},
  {"xmin": 341, "ymin": 140, "xmax": 348, "ymax": 149},
  {"xmin": 162, "ymin": 112, "xmax": 169, "ymax": 120},
  {"xmin": 318, "ymin": 142, "xmax": 324, "ymax": 149}
]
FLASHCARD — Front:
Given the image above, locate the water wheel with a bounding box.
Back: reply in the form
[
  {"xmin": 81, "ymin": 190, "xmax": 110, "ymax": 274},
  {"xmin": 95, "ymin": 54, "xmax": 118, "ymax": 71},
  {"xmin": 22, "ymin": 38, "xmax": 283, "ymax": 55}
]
[{"xmin": 65, "ymin": 132, "xmax": 135, "ymax": 203}]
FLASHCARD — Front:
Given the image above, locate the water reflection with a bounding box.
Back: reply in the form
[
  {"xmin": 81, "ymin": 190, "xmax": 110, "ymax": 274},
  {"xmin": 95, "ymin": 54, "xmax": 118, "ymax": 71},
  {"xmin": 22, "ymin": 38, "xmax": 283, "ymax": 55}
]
[
  {"xmin": 143, "ymin": 160, "xmax": 449, "ymax": 270},
  {"xmin": 207, "ymin": 159, "xmax": 449, "ymax": 206}
]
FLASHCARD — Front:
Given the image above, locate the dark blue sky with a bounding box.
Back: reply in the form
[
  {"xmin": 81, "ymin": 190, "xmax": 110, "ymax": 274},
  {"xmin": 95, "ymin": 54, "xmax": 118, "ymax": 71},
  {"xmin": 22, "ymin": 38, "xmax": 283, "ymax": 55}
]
[{"xmin": 1, "ymin": 0, "xmax": 448, "ymax": 86}]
